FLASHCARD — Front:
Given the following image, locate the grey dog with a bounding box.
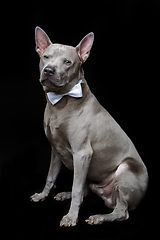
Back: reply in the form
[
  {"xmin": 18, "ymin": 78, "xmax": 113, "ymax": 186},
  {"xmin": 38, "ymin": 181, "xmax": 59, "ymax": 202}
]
[{"xmin": 31, "ymin": 27, "xmax": 148, "ymax": 227}]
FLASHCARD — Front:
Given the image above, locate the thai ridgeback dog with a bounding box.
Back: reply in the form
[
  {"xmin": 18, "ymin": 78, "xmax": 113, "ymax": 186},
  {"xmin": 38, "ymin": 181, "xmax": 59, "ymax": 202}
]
[{"xmin": 30, "ymin": 27, "xmax": 148, "ymax": 227}]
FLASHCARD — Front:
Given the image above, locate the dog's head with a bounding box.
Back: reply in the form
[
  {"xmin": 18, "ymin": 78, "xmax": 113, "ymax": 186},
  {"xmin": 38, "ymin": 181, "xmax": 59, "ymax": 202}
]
[{"xmin": 35, "ymin": 27, "xmax": 94, "ymax": 93}]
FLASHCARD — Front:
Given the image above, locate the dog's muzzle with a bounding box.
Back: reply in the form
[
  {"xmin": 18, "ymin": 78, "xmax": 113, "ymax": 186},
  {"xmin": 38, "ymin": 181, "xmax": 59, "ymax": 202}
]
[
  {"xmin": 43, "ymin": 66, "xmax": 55, "ymax": 77},
  {"xmin": 40, "ymin": 66, "xmax": 62, "ymax": 89}
]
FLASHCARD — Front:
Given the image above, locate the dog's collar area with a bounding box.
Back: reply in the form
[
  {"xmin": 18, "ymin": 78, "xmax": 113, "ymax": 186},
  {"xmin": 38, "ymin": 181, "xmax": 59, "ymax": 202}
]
[{"xmin": 47, "ymin": 78, "xmax": 84, "ymax": 105}]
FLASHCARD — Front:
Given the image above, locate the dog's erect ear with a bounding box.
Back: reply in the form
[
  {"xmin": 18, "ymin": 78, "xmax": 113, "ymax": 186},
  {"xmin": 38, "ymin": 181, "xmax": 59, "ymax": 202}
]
[
  {"xmin": 35, "ymin": 26, "xmax": 52, "ymax": 55},
  {"xmin": 76, "ymin": 32, "xmax": 94, "ymax": 62}
]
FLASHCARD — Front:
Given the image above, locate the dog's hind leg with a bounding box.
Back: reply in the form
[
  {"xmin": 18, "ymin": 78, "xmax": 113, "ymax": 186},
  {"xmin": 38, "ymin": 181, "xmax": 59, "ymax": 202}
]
[
  {"xmin": 86, "ymin": 160, "xmax": 148, "ymax": 225},
  {"xmin": 86, "ymin": 198, "xmax": 129, "ymax": 225},
  {"xmin": 30, "ymin": 150, "xmax": 62, "ymax": 202},
  {"xmin": 86, "ymin": 183, "xmax": 129, "ymax": 225}
]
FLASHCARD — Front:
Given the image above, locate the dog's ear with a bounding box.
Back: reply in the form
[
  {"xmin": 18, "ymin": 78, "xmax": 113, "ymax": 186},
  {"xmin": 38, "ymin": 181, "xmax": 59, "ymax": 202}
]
[
  {"xmin": 35, "ymin": 27, "xmax": 52, "ymax": 55},
  {"xmin": 76, "ymin": 32, "xmax": 94, "ymax": 62}
]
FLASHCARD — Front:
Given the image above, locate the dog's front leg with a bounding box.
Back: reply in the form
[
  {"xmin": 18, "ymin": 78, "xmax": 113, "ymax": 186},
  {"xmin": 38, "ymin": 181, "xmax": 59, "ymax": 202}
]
[
  {"xmin": 60, "ymin": 148, "xmax": 92, "ymax": 227},
  {"xmin": 31, "ymin": 148, "xmax": 62, "ymax": 202}
]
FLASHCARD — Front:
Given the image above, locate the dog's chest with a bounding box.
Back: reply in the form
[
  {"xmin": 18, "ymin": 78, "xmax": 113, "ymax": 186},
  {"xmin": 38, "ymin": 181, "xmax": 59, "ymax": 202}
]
[{"xmin": 44, "ymin": 109, "xmax": 74, "ymax": 170}]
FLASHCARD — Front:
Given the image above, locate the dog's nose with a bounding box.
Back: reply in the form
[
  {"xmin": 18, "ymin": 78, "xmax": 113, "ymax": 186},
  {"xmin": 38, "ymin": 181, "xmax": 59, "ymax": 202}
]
[{"xmin": 44, "ymin": 67, "xmax": 55, "ymax": 77}]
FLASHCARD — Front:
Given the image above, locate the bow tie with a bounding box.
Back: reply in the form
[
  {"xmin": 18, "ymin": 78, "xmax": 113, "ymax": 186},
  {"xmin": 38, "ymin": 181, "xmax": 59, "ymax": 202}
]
[{"xmin": 47, "ymin": 79, "xmax": 83, "ymax": 105}]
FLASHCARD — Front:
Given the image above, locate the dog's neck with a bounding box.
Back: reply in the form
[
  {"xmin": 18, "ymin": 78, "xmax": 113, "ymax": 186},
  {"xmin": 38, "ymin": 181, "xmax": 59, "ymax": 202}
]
[
  {"xmin": 47, "ymin": 78, "xmax": 84, "ymax": 105},
  {"xmin": 45, "ymin": 78, "xmax": 91, "ymax": 111}
]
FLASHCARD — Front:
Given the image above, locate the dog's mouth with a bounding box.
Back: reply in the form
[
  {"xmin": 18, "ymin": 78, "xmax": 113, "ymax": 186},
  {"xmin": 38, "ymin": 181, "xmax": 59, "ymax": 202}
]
[{"xmin": 41, "ymin": 79, "xmax": 64, "ymax": 89}]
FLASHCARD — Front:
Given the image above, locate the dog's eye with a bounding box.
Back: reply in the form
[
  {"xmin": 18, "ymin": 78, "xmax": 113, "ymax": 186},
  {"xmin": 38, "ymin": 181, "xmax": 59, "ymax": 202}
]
[
  {"xmin": 43, "ymin": 55, "xmax": 49, "ymax": 60},
  {"xmin": 64, "ymin": 59, "xmax": 71, "ymax": 65}
]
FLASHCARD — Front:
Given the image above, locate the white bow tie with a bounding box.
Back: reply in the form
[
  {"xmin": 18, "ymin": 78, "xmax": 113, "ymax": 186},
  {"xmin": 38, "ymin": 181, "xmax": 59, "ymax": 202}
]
[{"xmin": 47, "ymin": 79, "xmax": 83, "ymax": 105}]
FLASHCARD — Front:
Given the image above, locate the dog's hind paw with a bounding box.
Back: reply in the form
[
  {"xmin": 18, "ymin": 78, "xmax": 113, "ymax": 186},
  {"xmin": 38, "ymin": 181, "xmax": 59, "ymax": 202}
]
[
  {"xmin": 85, "ymin": 215, "xmax": 105, "ymax": 225},
  {"xmin": 30, "ymin": 192, "xmax": 47, "ymax": 202},
  {"xmin": 54, "ymin": 192, "xmax": 71, "ymax": 201}
]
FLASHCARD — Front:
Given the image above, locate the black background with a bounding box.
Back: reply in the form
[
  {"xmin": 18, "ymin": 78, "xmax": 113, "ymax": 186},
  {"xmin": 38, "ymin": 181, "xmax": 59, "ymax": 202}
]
[{"xmin": 0, "ymin": 1, "xmax": 157, "ymax": 239}]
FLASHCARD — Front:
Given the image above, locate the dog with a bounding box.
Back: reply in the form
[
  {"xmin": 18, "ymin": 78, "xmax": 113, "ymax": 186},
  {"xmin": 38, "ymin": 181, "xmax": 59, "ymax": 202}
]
[{"xmin": 30, "ymin": 27, "xmax": 148, "ymax": 227}]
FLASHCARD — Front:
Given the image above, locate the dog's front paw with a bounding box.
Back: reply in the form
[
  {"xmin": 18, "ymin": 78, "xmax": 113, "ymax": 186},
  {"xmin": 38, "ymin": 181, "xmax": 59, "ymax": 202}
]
[
  {"xmin": 59, "ymin": 213, "xmax": 78, "ymax": 227},
  {"xmin": 30, "ymin": 192, "xmax": 47, "ymax": 202}
]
